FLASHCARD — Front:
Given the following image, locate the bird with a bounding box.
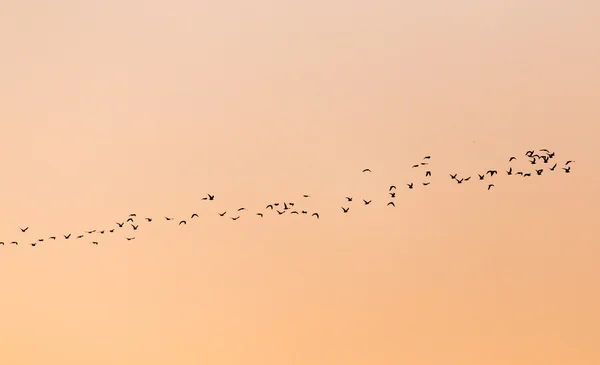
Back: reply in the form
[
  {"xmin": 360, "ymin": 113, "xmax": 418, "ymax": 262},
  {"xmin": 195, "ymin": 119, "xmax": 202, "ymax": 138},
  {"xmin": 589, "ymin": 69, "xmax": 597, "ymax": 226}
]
[
  {"xmin": 129, "ymin": 214, "xmax": 136, "ymax": 217},
  {"xmin": 64, "ymin": 234, "xmax": 71, "ymax": 239},
  {"xmin": 11, "ymin": 242, "xmax": 18, "ymax": 245},
  {"xmin": 423, "ymin": 182, "xmax": 430, "ymax": 186},
  {"xmin": 218, "ymin": 211, "xmax": 226, "ymax": 216},
  {"xmin": 362, "ymin": 168, "xmax": 371, "ymax": 172},
  {"xmin": 530, "ymin": 158, "xmax": 537, "ymax": 165},
  {"xmin": 257, "ymin": 213, "xmax": 263, "ymax": 217},
  {"xmin": 86, "ymin": 230, "xmax": 96, "ymax": 234},
  {"xmin": 423, "ymin": 156, "xmax": 431, "ymax": 159},
  {"xmin": 49, "ymin": 236, "xmax": 56, "ymax": 240},
  {"xmin": 127, "ymin": 218, "xmax": 134, "ymax": 223},
  {"xmin": 131, "ymin": 225, "xmax": 138, "ymax": 230},
  {"xmin": 191, "ymin": 213, "xmax": 198, "ymax": 218},
  {"xmin": 536, "ymin": 169, "xmax": 543, "ymax": 175},
  {"xmin": 507, "ymin": 167, "xmax": 513, "ymax": 175},
  {"xmin": 179, "ymin": 220, "xmax": 186, "ymax": 225},
  {"xmin": 31, "ymin": 243, "xmax": 36, "ymax": 247},
  {"xmin": 231, "ymin": 216, "xmax": 240, "ymax": 220},
  {"xmin": 116, "ymin": 222, "xmax": 124, "ymax": 227},
  {"xmin": 145, "ymin": 218, "xmax": 152, "ymax": 222},
  {"xmin": 276, "ymin": 210, "xmax": 285, "ymax": 215},
  {"xmin": 550, "ymin": 163, "xmax": 557, "ymax": 171},
  {"xmin": 486, "ymin": 170, "xmax": 497, "ymax": 176},
  {"xmin": 0, "ymin": 242, "xmax": 3, "ymax": 245},
  {"xmin": 488, "ymin": 184, "xmax": 494, "ymax": 190},
  {"xmin": 291, "ymin": 211, "xmax": 299, "ymax": 214},
  {"xmin": 345, "ymin": 197, "xmax": 353, "ymax": 201},
  {"xmin": 208, "ymin": 194, "xmax": 215, "ymax": 200},
  {"xmin": 165, "ymin": 217, "xmax": 173, "ymax": 221},
  {"xmin": 526, "ymin": 150, "xmax": 534, "ymax": 157},
  {"xmin": 565, "ymin": 161, "xmax": 574, "ymax": 165},
  {"xmin": 516, "ymin": 172, "xmax": 524, "ymax": 176},
  {"xmin": 312, "ymin": 213, "xmax": 320, "ymax": 219},
  {"xmin": 509, "ymin": 157, "xmax": 516, "ymax": 161},
  {"xmin": 109, "ymin": 229, "xmax": 114, "ymax": 233},
  {"xmin": 77, "ymin": 235, "xmax": 84, "ymax": 239},
  {"xmin": 389, "ymin": 185, "xmax": 396, "ymax": 191},
  {"xmin": 38, "ymin": 238, "xmax": 43, "ymax": 242},
  {"xmin": 407, "ymin": 183, "xmax": 414, "ymax": 189},
  {"xmin": 463, "ymin": 177, "xmax": 471, "ymax": 181},
  {"xmin": 450, "ymin": 174, "xmax": 457, "ymax": 179},
  {"xmin": 540, "ymin": 155, "xmax": 549, "ymax": 163},
  {"xmin": 412, "ymin": 164, "xmax": 419, "ymax": 168},
  {"xmin": 266, "ymin": 204, "xmax": 274, "ymax": 210},
  {"xmin": 100, "ymin": 230, "xmax": 105, "ymax": 234},
  {"xmin": 303, "ymin": 194, "xmax": 310, "ymax": 198},
  {"xmin": 421, "ymin": 162, "xmax": 428, "ymax": 165},
  {"xmin": 425, "ymin": 171, "xmax": 431, "ymax": 177},
  {"xmin": 20, "ymin": 227, "xmax": 28, "ymax": 232},
  {"xmin": 342, "ymin": 207, "xmax": 350, "ymax": 213},
  {"xmin": 238, "ymin": 208, "xmax": 246, "ymax": 211},
  {"xmin": 387, "ymin": 202, "xmax": 395, "ymax": 207},
  {"xmin": 363, "ymin": 199, "xmax": 372, "ymax": 205},
  {"xmin": 563, "ymin": 167, "xmax": 571, "ymax": 173},
  {"xmin": 302, "ymin": 210, "xmax": 308, "ymax": 214},
  {"xmin": 524, "ymin": 173, "xmax": 531, "ymax": 177},
  {"xmin": 478, "ymin": 174, "xmax": 485, "ymax": 180},
  {"xmin": 389, "ymin": 192, "xmax": 396, "ymax": 198},
  {"xmin": 92, "ymin": 241, "xmax": 98, "ymax": 245},
  {"xmin": 457, "ymin": 178, "xmax": 464, "ymax": 184},
  {"xmin": 126, "ymin": 237, "xmax": 135, "ymax": 241}
]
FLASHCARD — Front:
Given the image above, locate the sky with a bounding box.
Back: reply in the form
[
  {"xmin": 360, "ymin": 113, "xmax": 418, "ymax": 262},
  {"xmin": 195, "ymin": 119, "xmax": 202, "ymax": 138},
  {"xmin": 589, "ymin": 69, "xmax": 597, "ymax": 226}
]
[{"xmin": 1, "ymin": 0, "xmax": 599, "ymax": 364}]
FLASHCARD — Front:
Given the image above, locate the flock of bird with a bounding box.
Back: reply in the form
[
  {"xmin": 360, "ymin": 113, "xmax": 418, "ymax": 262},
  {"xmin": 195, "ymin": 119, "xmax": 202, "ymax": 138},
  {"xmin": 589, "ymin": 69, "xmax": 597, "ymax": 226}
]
[{"xmin": 1, "ymin": 149, "xmax": 574, "ymax": 248}]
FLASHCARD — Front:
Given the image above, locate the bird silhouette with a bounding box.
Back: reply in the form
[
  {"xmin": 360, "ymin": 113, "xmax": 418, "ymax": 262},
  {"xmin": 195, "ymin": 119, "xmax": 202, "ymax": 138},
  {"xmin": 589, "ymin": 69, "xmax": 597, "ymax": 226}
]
[
  {"xmin": 425, "ymin": 171, "xmax": 431, "ymax": 177},
  {"xmin": 129, "ymin": 214, "xmax": 136, "ymax": 217},
  {"xmin": 276, "ymin": 210, "xmax": 285, "ymax": 215},
  {"xmin": 126, "ymin": 237, "xmax": 135, "ymax": 241},
  {"xmin": 478, "ymin": 174, "xmax": 485, "ymax": 180},
  {"xmin": 11, "ymin": 242, "xmax": 18, "ymax": 245},
  {"xmin": 423, "ymin": 182, "xmax": 430, "ymax": 186},
  {"xmin": 423, "ymin": 156, "xmax": 431, "ymax": 159},
  {"xmin": 389, "ymin": 185, "xmax": 396, "ymax": 191},
  {"xmin": 530, "ymin": 158, "xmax": 537, "ymax": 165},
  {"xmin": 363, "ymin": 199, "xmax": 372, "ymax": 205},
  {"xmin": 257, "ymin": 213, "xmax": 263, "ymax": 217},
  {"xmin": 303, "ymin": 194, "xmax": 310, "ymax": 198},
  {"xmin": 77, "ymin": 235, "xmax": 84, "ymax": 239},
  {"xmin": 179, "ymin": 220, "xmax": 186, "ymax": 225},
  {"xmin": 550, "ymin": 163, "xmax": 557, "ymax": 171},
  {"xmin": 116, "ymin": 222, "xmax": 124, "ymax": 227},
  {"xmin": 486, "ymin": 170, "xmax": 497, "ymax": 176},
  {"xmin": 509, "ymin": 157, "xmax": 516, "ymax": 161},
  {"xmin": 146, "ymin": 218, "xmax": 152, "ymax": 222},
  {"xmin": 488, "ymin": 184, "xmax": 494, "ymax": 190},
  {"xmin": 49, "ymin": 236, "xmax": 56, "ymax": 240},
  {"xmin": 412, "ymin": 164, "xmax": 419, "ymax": 168},
  {"xmin": 291, "ymin": 211, "xmax": 299, "ymax": 214},
  {"xmin": 127, "ymin": 218, "xmax": 134, "ymax": 223},
  {"xmin": 302, "ymin": 210, "xmax": 308, "ymax": 214},
  {"xmin": 389, "ymin": 192, "xmax": 396, "ymax": 198},
  {"xmin": 362, "ymin": 168, "xmax": 371, "ymax": 172},
  {"xmin": 131, "ymin": 225, "xmax": 138, "ymax": 230},
  {"xmin": 345, "ymin": 197, "xmax": 353, "ymax": 201},
  {"xmin": 407, "ymin": 183, "xmax": 414, "ymax": 189},
  {"xmin": 191, "ymin": 213, "xmax": 199, "ymax": 218},
  {"xmin": 231, "ymin": 216, "xmax": 240, "ymax": 220},
  {"xmin": 20, "ymin": 227, "xmax": 28, "ymax": 232},
  {"xmin": 165, "ymin": 217, "xmax": 173, "ymax": 221},
  {"xmin": 312, "ymin": 213, "xmax": 319, "ymax": 219},
  {"xmin": 565, "ymin": 161, "xmax": 574, "ymax": 165},
  {"xmin": 536, "ymin": 169, "xmax": 543, "ymax": 175},
  {"xmin": 507, "ymin": 167, "xmax": 513, "ymax": 175},
  {"xmin": 450, "ymin": 174, "xmax": 457, "ymax": 179},
  {"xmin": 31, "ymin": 243, "xmax": 36, "ymax": 247},
  {"xmin": 0, "ymin": 242, "xmax": 3, "ymax": 245},
  {"xmin": 64, "ymin": 234, "xmax": 71, "ymax": 239},
  {"xmin": 92, "ymin": 241, "xmax": 98, "ymax": 245},
  {"xmin": 342, "ymin": 207, "xmax": 350, "ymax": 213},
  {"xmin": 387, "ymin": 202, "xmax": 395, "ymax": 207},
  {"xmin": 563, "ymin": 166, "xmax": 571, "ymax": 173},
  {"xmin": 238, "ymin": 208, "xmax": 246, "ymax": 211},
  {"xmin": 218, "ymin": 211, "xmax": 227, "ymax": 216}
]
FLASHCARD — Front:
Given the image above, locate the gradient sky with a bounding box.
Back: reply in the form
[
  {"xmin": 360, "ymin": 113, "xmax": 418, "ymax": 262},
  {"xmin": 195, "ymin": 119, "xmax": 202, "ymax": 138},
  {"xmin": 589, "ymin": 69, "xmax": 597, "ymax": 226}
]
[{"xmin": 1, "ymin": 1, "xmax": 599, "ymax": 364}]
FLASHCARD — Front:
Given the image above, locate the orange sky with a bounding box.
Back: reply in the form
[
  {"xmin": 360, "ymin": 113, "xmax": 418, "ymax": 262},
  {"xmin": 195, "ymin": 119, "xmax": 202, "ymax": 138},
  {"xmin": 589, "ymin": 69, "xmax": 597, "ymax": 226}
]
[{"xmin": 1, "ymin": 1, "xmax": 599, "ymax": 364}]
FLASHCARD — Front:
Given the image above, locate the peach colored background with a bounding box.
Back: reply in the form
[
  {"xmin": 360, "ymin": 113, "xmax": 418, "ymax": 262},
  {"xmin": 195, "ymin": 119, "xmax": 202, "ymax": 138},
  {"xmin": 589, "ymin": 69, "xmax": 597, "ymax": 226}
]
[{"xmin": 1, "ymin": 1, "xmax": 599, "ymax": 364}]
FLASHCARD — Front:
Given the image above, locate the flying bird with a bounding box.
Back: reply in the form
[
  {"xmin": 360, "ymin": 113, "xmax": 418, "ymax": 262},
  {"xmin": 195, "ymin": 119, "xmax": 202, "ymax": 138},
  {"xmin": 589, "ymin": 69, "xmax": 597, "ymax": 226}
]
[
  {"xmin": 345, "ymin": 197, "xmax": 353, "ymax": 201},
  {"xmin": 11, "ymin": 242, "xmax": 18, "ymax": 245},
  {"xmin": 425, "ymin": 171, "xmax": 431, "ymax": 177},
  {"xmin": 342, "ymin": 207, "xmax": 350, "ymax": 213},
  {"xmin": 412, "ymin": 165, "xmax": 419, "ymax": 168},
  {"xmin": 257, "ymin": 213, "xmax": 263, "ymax": 217},
  {"xmin": 565, "ymin": 161, "xmax": 574, "ymax": 165},
  {"xmin": 312, "ymin": 213, "xmax": 319, "ymax": 219},
  {"xmin": 179, "ymin": 220, "xmax": 186, "ymax": 225},
  {"xmin": 362, "ymin": 169, "xmax": 371, "ymax": 172},
  {"xmin": 131, "ymin": 225, "xmax": 138, "ymax": 230},
  {"xmin": 363, "ymin": 199, "xmax": 372, "ymax": 205},
  {"xmin": 536, "ymin": 169, "xmax": 543, "ymax": 175},
  {"xmin": 276, "ymin": 210, "xmax": 285, "ymax": 215},
  {"xmin": 291, "ymin": 211, "xmax": 299, "ymax": 214},
  {"xmin": 127, "ymin": 218, "xmax": 134, "ymax": 223},
  {"xmin": 423, "ymin": 156, "xmax": 431, "ymax": 159},
  {"xmin": 387, "ymin": 202, "xmax": 395, "ymax": 207},
  {"xmin": 266, "ymin": 205, "xmax": 274, "ymax": 210},
  {"xmin": 509, "ymin": 157, "xmax": 516, "ymax": 161},
  {"xmin": 145, "ymin": 218, "xmax": 152, "ymax": 222},
  {"xmin": 77, "ymin": 235, "xmax": 84, "ymax": 239},
  {"xmin": 389, "ymin": 185, "xmax": 396, "ymax": 191},
  {"xmin": 507, "ymin": 167, "xmax": 513, "ymax": 175},
  {"xmin": 129, "ymin": 214, "xmax": 136, "ymax": 217},
  {"xmin": 218, "ymin": 211, "xmax": 227, "ymax": 216},
  {"xmin": 126, "ymin": 237, "xmax": 135, "ymax": 241},
  {"xmin": 92, "ymin": 242, "xmax": 98, "ymax": 245},
  {"xmin": 231, "ymin": 216, "xmax": 240, "ymax": 220},
  {"xmin": 389, "ymin": 192, "xmax": 396, "ymax": 198},
  {"xmin": 478, "ymin": 174, "xmax": 485, "ymax": 180},
  {"xmin": 550, "ymin": 163, "xmax": 557, "ymax": 171},
  {"xmin": 165, "ymin": 217, "xmax": 173, "ymax": 221},
  {"xmin": 31, "ymin": 243, "xmax": 36, "ymax": 247},
  {"xmin": 450, "ymin": 174, "xmax": 457, "ymax": 179},
  {"xmin": 407, "ymin": 183, "xmax": 413, "ymax": 189},
  {"xmin": 116, "ymin": 222, "xmax": 124, "ymax": 227},
  {"xmin": 191, "ymin": 213, "xmax": 199, "ymax": 218},
  {"xmin": 20, "ymin": 227, "xmax": 28, "ymax": 232},
  {"xmin": 238, "ymin": 208, "xmax": 246, "ymax": 211},
  {"xmin": 303, "ymin": 194, "xmax": 310, "ymax": 198},
  {"xmin": 563, "ymin": 166, "xmax": 571, "ymax": 173},
  {"xmin": 423, "ymin": 182, "xmax": 430, "ymax": 186},
  {"xmin": 488, "ymin": 184, "xmax": 494, "ymax": 190},
  {"xmin": 49, "ymin": 236, "xmax": 56, "ymax": 240},
  {"xmin": 64, "ymin": 234, "xmax": 71, "ymax": 239},
  {"xmin": 486, "ymin": 170, "xmax": 497, "ymax": 176}
]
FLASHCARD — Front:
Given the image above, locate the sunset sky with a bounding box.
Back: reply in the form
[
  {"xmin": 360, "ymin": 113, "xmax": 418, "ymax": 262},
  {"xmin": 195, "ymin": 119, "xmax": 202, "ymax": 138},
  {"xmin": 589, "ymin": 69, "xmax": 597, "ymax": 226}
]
[{"xmin": 1, "ymin": 0, "xmax": 599, "ymax": 364}]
